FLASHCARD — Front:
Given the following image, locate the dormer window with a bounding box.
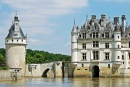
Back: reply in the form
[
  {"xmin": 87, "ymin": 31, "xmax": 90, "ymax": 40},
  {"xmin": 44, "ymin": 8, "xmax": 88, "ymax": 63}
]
[
  {"xmin": 105, "ymin": 32, "xmax": 109, "ymax": 38},
  {"xmin": 93, "ymin": 32, "xmax": 98, "ymax": 38},
  {"xmin": 82, "ymin": 33, "xmax": 86, "ymax": 39}
]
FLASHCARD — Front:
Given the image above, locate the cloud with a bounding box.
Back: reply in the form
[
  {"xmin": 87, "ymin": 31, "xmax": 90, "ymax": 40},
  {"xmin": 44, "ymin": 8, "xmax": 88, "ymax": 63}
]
[
  {"xmin": 24, "ymin": 27, "xmax": 54, "ymax": 36},
  {"xmin": 28, "ymin": 38, "xmax": 51, "ymax": 45},
  {"xmin": 0, "ymin": 0, "xmax": 88, "ymax": 55},
  {"xmin": 1, "ymin": 0, "xmax": 88, "ymax": 35},
  {"xmin": 1, "ymin": 0, "xmax": 88, "ymax": 16}
]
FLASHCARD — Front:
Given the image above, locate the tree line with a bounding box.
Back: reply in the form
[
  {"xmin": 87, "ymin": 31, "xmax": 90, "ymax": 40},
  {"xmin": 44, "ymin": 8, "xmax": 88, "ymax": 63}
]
[{"xmin": 0, "ymin": 48, "xmax": 71, "ymax": 64}]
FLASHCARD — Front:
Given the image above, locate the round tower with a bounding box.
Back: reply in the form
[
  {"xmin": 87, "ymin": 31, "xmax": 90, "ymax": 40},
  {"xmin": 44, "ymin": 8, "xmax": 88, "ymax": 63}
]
[
  {"xmin": 5, "ymin": 15, "xmax": 27, "ymax": 75},
  {"xmin": 71, "ymin": 20, "xmax": 78, "ymax": 63},
  {"xmin": 113, "ymin": 23, "xmax": 121, "ymax": 62}
]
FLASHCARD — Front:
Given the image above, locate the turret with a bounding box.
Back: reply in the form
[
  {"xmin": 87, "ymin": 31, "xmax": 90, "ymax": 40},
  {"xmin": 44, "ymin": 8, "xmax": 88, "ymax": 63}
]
[
  {"xmin": 71, "ymin": 19, "xmax": 78, "ymax": 63},
  {"xmin": 121, "ymin": 15, "xmax": 126, "ymax": 33},
  {"xmin": 113, "ymin": 23, "xmax": 121, "ymax": 62},
  {"xmin": 5, "ymin": 15, "xmax": 27, "ymax": 75}
]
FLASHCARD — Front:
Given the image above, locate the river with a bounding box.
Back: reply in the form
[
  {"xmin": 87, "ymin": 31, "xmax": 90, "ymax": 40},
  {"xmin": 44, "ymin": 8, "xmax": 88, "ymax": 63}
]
[{"xmin": 0, "ymin": 77, "xmax": 130, "ymax": 87}]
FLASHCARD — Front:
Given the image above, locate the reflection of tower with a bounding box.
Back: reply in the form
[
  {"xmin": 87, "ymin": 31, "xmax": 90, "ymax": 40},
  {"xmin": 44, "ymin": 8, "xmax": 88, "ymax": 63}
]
[{"xmin": 5, "ymin": 15, "xmax": 27, "ymax": 75}]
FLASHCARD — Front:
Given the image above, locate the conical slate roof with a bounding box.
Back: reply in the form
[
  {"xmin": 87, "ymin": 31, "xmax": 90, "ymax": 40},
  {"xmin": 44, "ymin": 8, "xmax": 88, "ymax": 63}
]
[{"xmin": 6, "ymin": 16, "xmax": 26, "ymax": 39}]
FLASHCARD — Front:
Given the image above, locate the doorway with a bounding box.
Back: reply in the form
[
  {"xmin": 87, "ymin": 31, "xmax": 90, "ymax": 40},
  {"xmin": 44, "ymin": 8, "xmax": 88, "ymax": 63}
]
[{"xmin": 92, "ymin": 65, "xmax": 99, "ymax": 78}]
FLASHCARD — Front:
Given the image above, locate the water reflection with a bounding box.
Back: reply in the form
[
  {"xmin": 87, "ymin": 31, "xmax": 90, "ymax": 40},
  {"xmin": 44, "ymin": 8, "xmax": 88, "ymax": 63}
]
[{"xmin": 0, "ymin": 77, "xmax": 130, "ymax": 87}]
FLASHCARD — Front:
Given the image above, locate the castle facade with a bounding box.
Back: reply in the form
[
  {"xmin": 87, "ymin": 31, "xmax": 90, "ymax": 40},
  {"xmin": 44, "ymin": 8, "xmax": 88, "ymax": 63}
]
[{"xmin": 69, "ymin": 14, "xmax": 130, "ymax": 77}]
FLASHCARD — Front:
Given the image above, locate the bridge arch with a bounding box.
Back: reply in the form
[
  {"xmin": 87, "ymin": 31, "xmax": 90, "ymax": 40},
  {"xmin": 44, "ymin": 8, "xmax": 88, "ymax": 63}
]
[{"xmin": 42, "ymin": 68, "xmax": 50, "ymax": 77}]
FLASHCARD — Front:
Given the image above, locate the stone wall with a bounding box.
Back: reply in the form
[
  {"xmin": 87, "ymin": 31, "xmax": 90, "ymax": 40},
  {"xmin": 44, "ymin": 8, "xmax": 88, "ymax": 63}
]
[
  {"xmin": 68, "ymin": 62, "xmax": 130, "ymax": 77},
  {"xmin": 0, "ymin": 70, "xmax": 22, "ymax": 80}
]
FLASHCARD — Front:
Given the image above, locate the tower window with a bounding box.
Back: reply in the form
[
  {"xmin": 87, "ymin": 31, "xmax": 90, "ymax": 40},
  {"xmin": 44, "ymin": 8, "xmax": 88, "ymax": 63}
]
[
  {"xmin": 93, "ymin": 41, "xmax": 99, "ymax": 47},
  {"xmin": 7, "ymin": 40, "xmax": 8, "ymax": 42},
  {"xmin": 17, "ymin": 39, "xmax": 18, "ymax": 42},
  {"xmin": 105, "ymin": 43, "xmax": 109, "ymax": 48},
  {"xmin": 82, "ymin": 53, "xmax": 86, "ymax": 60},
  {"xmin": 105, "ymin": 53, "xmax": 109, "ymax": 60},
  {"xmin": 118, "ymin": 45, "xmax": 120, "ymax": 48},
  {"xmin": 22, "ymin": 40, "xmax": 23, "ymax": 42},
  {"xmin": 118, "ymin": 36, "xmax": 119, "ymax": 39},
  {"xmin": 12, "ymin": 39, "xmax": 13, "ymax": 42},
  {"xmin": 93, "ymin": 51, "xmax": 99, "ymax": 60},
  {"xmin": 118, "ymin": 56, "xmax": 120, "ymax": 59},
  {"xmin": 82, "ymin": 44, "xmax": 86, "ymax": 49}
]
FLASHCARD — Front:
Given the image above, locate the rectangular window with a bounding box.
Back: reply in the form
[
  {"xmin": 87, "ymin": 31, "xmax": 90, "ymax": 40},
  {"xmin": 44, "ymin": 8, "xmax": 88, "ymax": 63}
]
[
  {"xmin": 93, "ymin": 32, "xmax": 98, "ymax": 38},
  {"xmin": 82, "ymin": 33, "xmax": 86, "ymax": 39},
  {"xmin": 118, "ymin": 56, "xmax": 120, "ymax": 59},
  {"xmin": 82, "ymin": 53, "xmax": 86, "ymax": 60},
  {"xmin": 108, "ymin": 64, "xmax": 110, "ymax": 68},
  {"xmin": 122, "ymin": 55, "xmax": 124, "ymax": 60},
  {"xmin": 93, "ymin": 41, "xmax": 99, "ymax": 47},
  {"xmin": 105, "ymin": 43, "xmax": 109, "ymax": 48},
  {"xmin": 93, "ymin": 51, "xmax": 99, "ymax": 60},
  {"xmin": 82, "ymin": 44, "xmax": 86, "ymax": 49},
  {"xmin": 105, "ymin": 32, "xmax": 109, "ymax": 38},
  {"xmin": 105, "ymin": 53, "xmax": 109, "ymax": 60}
]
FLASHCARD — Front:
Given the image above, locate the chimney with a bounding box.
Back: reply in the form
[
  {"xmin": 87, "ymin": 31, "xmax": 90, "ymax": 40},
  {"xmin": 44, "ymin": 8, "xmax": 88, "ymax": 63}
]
[
  {"xmin": 101, "ymin": 14, "xmax": 105, "ymax": 21},
  {"xmin": 114, "ymin": 17, "xmax": 119, "ymax": 24},
  {"xmin": 92, "ymin": 15, "xmax": 96, "ymax": 21},
  {"xmin": 121, "ymin": 15, "xmax": 126, "ymax": 33}
]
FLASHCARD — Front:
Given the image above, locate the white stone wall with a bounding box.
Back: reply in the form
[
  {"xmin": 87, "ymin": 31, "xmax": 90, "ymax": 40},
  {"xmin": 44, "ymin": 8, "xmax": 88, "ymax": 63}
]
[{"xmin": 6, "ymin": 45, "xmax": 26, "ymax": 75}]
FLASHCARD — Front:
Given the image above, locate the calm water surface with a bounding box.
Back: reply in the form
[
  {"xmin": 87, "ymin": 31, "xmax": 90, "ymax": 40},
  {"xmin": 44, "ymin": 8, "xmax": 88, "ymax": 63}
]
[{"xmin": 0, "ymin": 77, "xmax": 130, "ymax": 87}]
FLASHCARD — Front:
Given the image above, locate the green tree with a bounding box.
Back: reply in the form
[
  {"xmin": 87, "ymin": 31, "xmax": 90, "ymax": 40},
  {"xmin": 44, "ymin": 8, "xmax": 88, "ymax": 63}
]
[{"xmin": 0, "ymin": 54, "xmax": 5, "ymax": 65}]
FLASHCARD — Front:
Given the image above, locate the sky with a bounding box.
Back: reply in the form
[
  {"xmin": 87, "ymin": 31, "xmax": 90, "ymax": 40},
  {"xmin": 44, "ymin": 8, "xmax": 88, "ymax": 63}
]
[{"xmin": 0, "ymin": 0, "xmax": 130, "ymax": 55}]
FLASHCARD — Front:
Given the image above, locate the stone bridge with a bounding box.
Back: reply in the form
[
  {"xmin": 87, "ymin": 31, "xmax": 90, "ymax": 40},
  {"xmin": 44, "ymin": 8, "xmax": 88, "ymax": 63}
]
[{"xmin": 25, "ymin": 61, "xmax": 63, "ymax": 77}]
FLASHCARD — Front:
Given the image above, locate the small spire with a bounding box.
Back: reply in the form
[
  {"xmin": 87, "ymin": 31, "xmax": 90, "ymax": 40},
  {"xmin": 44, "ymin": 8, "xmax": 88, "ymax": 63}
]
[
  {"xmin": 74, "ymin": 18, "xmax": 76, "ymax": 25},
  {"xmin": 109, "ymin": 16, "xmax": 110, "ymax": 19},
  {"xmin": 86, "ymin": 15, "xmax": 88, "ymax": 21}
]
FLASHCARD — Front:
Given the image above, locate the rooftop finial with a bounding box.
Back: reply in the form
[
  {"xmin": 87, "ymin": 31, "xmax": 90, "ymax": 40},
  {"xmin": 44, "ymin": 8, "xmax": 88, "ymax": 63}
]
[{"xmin": 15, "ymin": 11, "xmax": 17, "ymax": 16}]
